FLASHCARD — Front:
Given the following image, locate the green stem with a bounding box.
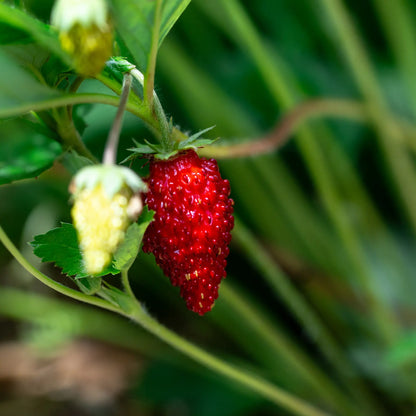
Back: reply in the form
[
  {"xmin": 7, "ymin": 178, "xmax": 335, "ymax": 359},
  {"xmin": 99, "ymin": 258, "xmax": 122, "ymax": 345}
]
[
  {"xmin": 0, "ymin": 93, "xmax": 141, "ymax": 120},
  {"xmin": 219, "ymin": 283, "xmax": 362, "ymax": 415},
  {"xmin": 127, "ymin": 303, "xmax": 331, "ymax": 416},
  {"xmin": 0, "ymin": 287, "xmax": 162, "ymax": 355},
  {"xmin": 0, "ymin": 225, "xmax": 118, "ymax": 314},
  {"xmin": 201, "ymin": 98, "xmax": 416, "ymax": 159},
  {"xmin": 121, "ymin": 269, "xmax": 135, "ymax": 299},
  {"xmin": 130, "ymin": 68, "xmax": 172, "ymax": 151},
  {"xmin": 232, "ymin": 219, "xmax": 346, "ymax": 374},
  {"xmin": 232, "ymin": 218, "xmax": 383, "ymax": 415},
  {"xmin": 0, "ymin": 92, "xmax": 163, "ymax": 142},
  {"xmin": 103, "ymin": 72, "xmax": 133, "ymax": 165},
  {"xmin": 200, "ymin": 99, "xmax": 365, "ymax": 158},
  {"xmin": 144, "ymin": 0, "xmax": 163, "ymax": 107},
  {"xmin": 67, "ymin": 76, "xmax": 85, "ymax": 119},
  {"xmin": 55, "ymin": 108, "xmax": 97, "ymax": 162},
  {"xmin": 0, "ymin": 230, "xmax": 330, "ymax": 415}
]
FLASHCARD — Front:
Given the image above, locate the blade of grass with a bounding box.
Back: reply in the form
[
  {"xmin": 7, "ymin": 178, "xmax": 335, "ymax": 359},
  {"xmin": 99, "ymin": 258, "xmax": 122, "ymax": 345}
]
[
  {"xmin": 218, "ymin": 282, "xmax": 367, "ymax": 415},
  {"xmin": 371, "ymin": 0, "xmax": 416, "ymax": 115},
  {"xmin": 128, "ymin": 301, "xmax": 332, "ymax": 416},
  {"xmin": 317, "ymin": 0, "xmax": 416, "ymax": 236},
  {"xmin": 201, "ymin": 0, "xmax": 399, "ymax": 346}
]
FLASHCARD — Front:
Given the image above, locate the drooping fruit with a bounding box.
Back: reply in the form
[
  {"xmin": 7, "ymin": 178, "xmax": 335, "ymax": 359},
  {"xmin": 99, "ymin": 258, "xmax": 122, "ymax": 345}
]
[{"xmin": 143, "ymin": 150, "xmax": 234, "ymax": 315}]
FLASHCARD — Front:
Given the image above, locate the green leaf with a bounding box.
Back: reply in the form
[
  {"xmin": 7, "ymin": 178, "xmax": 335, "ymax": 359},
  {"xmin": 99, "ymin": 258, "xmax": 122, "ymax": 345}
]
[
  {"xmin": 159, "ymin": 0, "xmax": 192, "ymax": 43},
  {"xmin": 0, "ymin": 118, "xmax": 62, "ymax": 184},
  {"xmin": 109, "ymin": 0, "xmax": 191, "ymax": 72},
  {"xmin": 113, "ymin": 223, "xmax": 142, "ymax": 271},
  {"xmin": 75, "ymin": 276, "xmax": 102, "ymax": 295},
  {"xmin": 113, "ymin": 207, "xmax": 155, "ymax": 271},
  {"xmin": 177, "ymin": 126, "xmax": 219, "ymax": 150},
  {"xmin": 31, "ymin": 223, "xmax": 85, "ymax": 277},
  {"xmin": 31, "ymin": 223, "xmax": 119, "ymax": 278},
  {"xmin": 186, "ymin": 125, "xmax": 216, "ymax": 143}
]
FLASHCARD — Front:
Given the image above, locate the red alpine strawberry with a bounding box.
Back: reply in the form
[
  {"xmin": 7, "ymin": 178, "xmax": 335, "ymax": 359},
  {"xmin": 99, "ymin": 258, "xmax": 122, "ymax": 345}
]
[{"xmin": 143, "ymin": 149, "xmax": 234, "ymax": 315}]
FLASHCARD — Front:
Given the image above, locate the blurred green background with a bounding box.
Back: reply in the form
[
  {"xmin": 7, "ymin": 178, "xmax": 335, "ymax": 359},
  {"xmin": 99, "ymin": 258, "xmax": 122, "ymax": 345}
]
[{"xmin": 2, "ymin": 0, "xmax": 416, "ymax": 415}]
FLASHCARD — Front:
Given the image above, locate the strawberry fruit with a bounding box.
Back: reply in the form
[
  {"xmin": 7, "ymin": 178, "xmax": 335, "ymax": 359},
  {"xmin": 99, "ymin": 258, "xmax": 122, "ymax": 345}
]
[{"xmin": 143, "ymin": 149, "xmax": 234, "ymax": 315}]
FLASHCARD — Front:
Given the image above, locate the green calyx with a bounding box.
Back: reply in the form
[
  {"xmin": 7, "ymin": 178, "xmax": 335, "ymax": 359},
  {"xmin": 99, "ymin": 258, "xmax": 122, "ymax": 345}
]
[
  {"xmin": 72, "ymin": 165, "xmax": 147, "ymax": 198},
  {"xmin": 125, "ymin": 126, "xmax": 219, "ymax": 162}
]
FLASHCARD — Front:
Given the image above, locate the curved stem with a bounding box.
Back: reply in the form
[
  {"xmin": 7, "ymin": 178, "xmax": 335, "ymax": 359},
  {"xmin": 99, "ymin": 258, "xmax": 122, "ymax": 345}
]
[
  {"xmin": 56, "ymin": 107, "xmax": 98, "ymax": 162},
  {"xmin": 0, "ymin": 227, "xmax": 330, "ymax": 415},
  {"xmin": 103, "ymin": 72, "xmax": 133, "ymax": 165},
  {"xmin": 231, "ymin": 218, "xmax": 383, "ymax": 415},
  {"xmin": 219, "ymin": 283, "xmax": 362, "ymax": 415},
  {"xmin": 0, "ymin": 93, "xmax": 154, "ymax": 129},
  {"xmin": 127, "ymin": 304, "xmax": 331, "ymax": 416},
  {"xmin": 121, "ymin": 269, "xmax": 135, "ymax": 299},
  {"xmin": 0, "ymin": 286, "xmax": 161, "ymax": 354},
  {"xmin": 0, "ymin": 225, "xmax": 119, "ymax": 314},
  {"xmin": 231, "ymin": 219, "xmax": 349, "ymax": 375},
  {"xmin": 4, "ymin": 90, "xmax": 415, "ymax": 161},
  {"xmin": 199, "ymin": 98, "xmax": 416, "ymax": 159}
]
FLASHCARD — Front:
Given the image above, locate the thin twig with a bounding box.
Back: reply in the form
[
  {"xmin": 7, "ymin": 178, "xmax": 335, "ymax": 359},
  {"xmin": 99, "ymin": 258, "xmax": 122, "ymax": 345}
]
[
  {"xmin": 200, "ymin": 99, "xmax": 366, "ymax": 158},
  {"xmin": 0, "ymin": 225, "xmax": 118, "ymax": 314},
  {"xmin": 103, "ymin": 72, "xmax": 133, "ymax": 165}
]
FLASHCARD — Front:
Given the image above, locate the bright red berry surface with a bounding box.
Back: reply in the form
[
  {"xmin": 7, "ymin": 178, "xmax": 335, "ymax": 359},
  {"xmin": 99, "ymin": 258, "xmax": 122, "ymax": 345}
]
[{"xmin": 143, "ymin": 150, "xmax": 234, "ymax": 315}]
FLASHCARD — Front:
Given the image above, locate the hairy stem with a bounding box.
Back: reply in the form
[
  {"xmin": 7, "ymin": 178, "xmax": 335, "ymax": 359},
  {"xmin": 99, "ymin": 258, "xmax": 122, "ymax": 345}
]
[
  {"xmin": 200, "ymin": 98, "xmax": 416, "ymax": 159},
  {"xmin": 121, "ymin": 269, "xmax": 135, "ymax": 299},
  {"xmin": 127, "ymin": 303, "xmax": 331, "ymax": 416},
  {"xmin": 0, "ymin": 225, "xmax": 118, "ymax": 314},
  {"xmin": 56, "ymin": 108, "xmax": 97, "ymax": 162},
  {"xmin": 0, "ymin": 226, "xmax": 330, "ymax": 416},
  {"xmin": 130, "ymin": 68, "xmax": 172, "ymax": 151}
]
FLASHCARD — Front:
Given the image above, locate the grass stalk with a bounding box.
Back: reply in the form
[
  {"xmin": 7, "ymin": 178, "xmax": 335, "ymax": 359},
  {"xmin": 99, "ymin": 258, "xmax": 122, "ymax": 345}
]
[
  {"xmin": 209, "ymin": 0, "xmax": 400, "ymax": 346},
  {"xmin": 318, "ymin": 0, "xmax": 416, "ymax": 236}
]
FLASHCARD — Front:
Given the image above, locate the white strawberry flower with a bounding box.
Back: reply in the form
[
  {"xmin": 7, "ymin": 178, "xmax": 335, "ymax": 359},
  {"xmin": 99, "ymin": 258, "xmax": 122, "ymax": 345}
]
[{"xmin": 70, "ymin": 165, "xmax": 147, "ymax": 275}]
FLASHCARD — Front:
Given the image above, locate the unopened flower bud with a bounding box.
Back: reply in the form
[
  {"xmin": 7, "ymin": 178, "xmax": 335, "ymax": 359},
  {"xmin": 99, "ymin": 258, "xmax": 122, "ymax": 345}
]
[
  {"xmin": 70, "ymin": 165, "xmax": 147, "ymax": 275},
  {"xmin": 51, "ymin": 0, "xmax": 113, "ymax": 77}
]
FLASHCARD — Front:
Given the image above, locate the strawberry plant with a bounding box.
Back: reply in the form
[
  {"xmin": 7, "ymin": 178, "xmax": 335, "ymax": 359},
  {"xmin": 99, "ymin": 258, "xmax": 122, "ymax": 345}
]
[{"xmin": 2, "ymin": 1, "xmax": 416, "ymax": 415}]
